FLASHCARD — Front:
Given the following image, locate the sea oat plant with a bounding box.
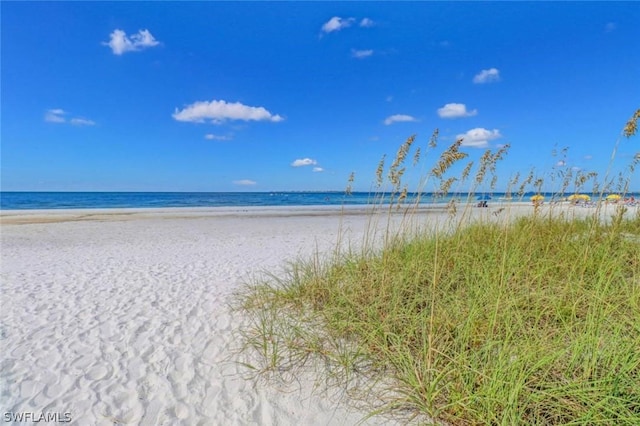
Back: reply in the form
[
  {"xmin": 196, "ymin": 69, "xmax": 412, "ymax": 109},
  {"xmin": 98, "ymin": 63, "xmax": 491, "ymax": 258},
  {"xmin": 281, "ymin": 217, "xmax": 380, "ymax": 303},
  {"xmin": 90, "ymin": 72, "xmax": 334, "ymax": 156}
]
[{"xmin": 236, "ymin": 110, "xmax": 640, "ymax": 425}]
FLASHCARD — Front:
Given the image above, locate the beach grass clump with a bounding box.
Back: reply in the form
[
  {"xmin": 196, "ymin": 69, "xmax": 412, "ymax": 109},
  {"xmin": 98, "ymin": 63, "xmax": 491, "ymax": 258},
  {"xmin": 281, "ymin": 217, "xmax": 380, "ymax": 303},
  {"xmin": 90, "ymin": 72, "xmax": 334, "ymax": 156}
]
[
  {"xmin": 236, "ymin": 111, "xmax": 640, "ymax": 424},
  {"xmin": 239, "ymin": 214, "xmax": 640, "ymax": 424}
]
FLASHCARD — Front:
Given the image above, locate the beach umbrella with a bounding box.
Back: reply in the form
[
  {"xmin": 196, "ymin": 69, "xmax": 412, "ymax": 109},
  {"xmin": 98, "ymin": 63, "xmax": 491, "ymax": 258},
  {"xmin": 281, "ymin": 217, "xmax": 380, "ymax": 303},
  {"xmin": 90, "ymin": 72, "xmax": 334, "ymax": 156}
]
[
  {"xmin": 477, "ymin": 194, "xmax": 492, "ymax": 201},
  {"xmin": 568, "ymin": 194, "xmax": 590, "ymax": 201},
  {"xmin": 530, "ymin": 195, "xmax": 544, "ymax": 202},
  {"xmin": 606, "ymin": 194, "xmax": 621, "ymax": 201}
]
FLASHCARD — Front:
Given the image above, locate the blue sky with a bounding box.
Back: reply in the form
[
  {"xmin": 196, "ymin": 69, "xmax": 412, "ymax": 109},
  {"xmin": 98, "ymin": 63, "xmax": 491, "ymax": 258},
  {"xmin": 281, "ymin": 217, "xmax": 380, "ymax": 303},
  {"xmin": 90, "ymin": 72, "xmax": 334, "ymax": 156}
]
[{"xmin": 2, "ymin": 2, "xmax": 639, "ymax": 192}]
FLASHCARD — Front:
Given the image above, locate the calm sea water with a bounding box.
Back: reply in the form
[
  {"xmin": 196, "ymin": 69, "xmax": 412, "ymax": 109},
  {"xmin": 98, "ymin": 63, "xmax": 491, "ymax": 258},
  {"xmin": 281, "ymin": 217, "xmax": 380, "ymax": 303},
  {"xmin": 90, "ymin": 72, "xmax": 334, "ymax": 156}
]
[
  {"xmin": 0, "ymin": 192, "xmax": 447, "ymax": 210},
  {"xmin": 1, "ymin": 192, "xmax": 637, "ymax": 210}
]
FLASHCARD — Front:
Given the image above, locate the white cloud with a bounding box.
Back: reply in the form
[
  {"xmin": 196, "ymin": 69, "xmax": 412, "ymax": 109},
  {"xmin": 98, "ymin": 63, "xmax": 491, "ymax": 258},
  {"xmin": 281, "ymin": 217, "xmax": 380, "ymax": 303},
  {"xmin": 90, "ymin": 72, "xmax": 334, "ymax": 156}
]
[
  {"xmin": 571, "ymin": 166, "xmax": 582, "ymax": 172},
  {"xmin": 233, "ymin": 179, "xmax": 256, "ymax": 186},
  {"xmin": 291, "ymin": 158, "xmax": 318, "ymax": 167},
  {"xmin": 584, "ymin": 155, "xmax": 593, "ymax": 160},
  {"xmin": 45, "ymin": 109, "xmax": 95, "ymax": 126},
  {"xmin": 456, "ymin": 128, "xmax": 502, "ymax": 148},
  {"xmin": 321, "ymin": 17, "xmax": 355, "ymax": 33},
  {"xmin": 360, "ymin": 18, "xmax": 375, "ymax": 27},
  {"xmin": 383, "ymin": 114, "xmax": 417, "ymax": 125},
  {"xmin": 437, "ymin": 103, "xmax": 478, "ymax": 118},
  {"xmin": 204, "ymin": 134, "xmax": 232, "ymax": 141},
  {"xmin": 45, "ymin": 109, "xmax": 66, "ymax": 123},
  {"xmin": 103, "ymin": 29, "xmax": 160, "ymax": 55},
  {"xmin": 173, "ymin": 100, "xmax": 284, "ymax": 124},
  {"xmin": 70, "ymin": 118, "xmax": 96, "ymax": 126},
  {"xmin": 313, "ymin": 167, "xmax": 324, "ymax": 172},
  {"xmin": 473, "ymin": 68, "xmax": 501, "ymax": 84},
  {"xmin": 351, "ymin": 49, "xmax": 373, "ymax": 59},
  {"xmin": 556, "ymin": 160, "xmax": 567, "ymax": 167}
]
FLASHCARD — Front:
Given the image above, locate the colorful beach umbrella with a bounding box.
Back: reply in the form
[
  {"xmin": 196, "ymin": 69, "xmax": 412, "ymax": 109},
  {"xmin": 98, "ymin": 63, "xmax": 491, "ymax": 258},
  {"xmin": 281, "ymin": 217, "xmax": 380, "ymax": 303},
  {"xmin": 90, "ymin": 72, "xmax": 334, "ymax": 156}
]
[
  {"xmin": 606, "ymin": 194, "xmax": 621, "ymax": 201},
  {"xmin": 530, "ymin": 195, "xmax": 544, "ymax": 202}
]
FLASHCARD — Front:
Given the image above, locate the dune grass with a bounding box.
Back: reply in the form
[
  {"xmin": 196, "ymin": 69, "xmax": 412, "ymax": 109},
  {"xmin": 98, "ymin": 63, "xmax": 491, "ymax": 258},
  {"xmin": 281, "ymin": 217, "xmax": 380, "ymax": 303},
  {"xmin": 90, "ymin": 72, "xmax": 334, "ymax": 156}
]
[{"xmin": 236, "ymin": 111, "xmax": 640, "ymax": 425}]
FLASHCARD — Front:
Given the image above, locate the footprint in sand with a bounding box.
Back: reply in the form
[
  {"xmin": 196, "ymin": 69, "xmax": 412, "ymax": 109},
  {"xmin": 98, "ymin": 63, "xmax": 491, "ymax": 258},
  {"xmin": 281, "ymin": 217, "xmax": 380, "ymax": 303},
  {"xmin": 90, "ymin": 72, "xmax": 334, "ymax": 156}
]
[
  {"xmin": 85, "ymin": 364, "xmax": 110, "ymax": 381},
  {"xmin": 71, "ymin": 354, "xmax": 94, "ymax": 371},
  {"xmin": 43, "ymin": 375, "xmax": 73, "ymax": 399},
  {"xmin": 19, "ymin": 380, "xmax": 41, "ymax": 398}
]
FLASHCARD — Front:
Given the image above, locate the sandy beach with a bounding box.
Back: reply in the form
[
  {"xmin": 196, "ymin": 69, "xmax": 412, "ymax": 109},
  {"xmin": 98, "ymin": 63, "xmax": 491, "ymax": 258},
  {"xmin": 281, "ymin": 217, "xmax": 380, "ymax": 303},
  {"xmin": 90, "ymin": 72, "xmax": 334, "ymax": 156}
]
[
  {"xmin": 0, "ymin": 203, "xmax": 630, "ymax": 425},
  {"xmin": 0, "ymin": 206, "xmax": 409, "ymax": 425}
]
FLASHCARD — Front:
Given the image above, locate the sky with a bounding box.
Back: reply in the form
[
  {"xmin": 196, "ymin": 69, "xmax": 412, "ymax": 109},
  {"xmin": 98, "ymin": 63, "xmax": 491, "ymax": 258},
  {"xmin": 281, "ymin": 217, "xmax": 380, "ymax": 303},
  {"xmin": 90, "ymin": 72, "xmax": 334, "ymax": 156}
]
[{"xmin": 2, "ymin": 2, "xmax": 639, "ymax": 193}]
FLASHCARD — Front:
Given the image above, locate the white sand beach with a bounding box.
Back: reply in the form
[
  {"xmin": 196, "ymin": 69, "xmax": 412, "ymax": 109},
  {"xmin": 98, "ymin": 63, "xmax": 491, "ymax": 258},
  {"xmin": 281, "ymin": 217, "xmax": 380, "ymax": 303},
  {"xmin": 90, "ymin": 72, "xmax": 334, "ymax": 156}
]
[
  {"xmin": 0, "ymin": 206, "xmax": 405, "ymax": 425},
  {"xmin": 0, "ymin": 203, "xmax": 631, "ymax": 425}
]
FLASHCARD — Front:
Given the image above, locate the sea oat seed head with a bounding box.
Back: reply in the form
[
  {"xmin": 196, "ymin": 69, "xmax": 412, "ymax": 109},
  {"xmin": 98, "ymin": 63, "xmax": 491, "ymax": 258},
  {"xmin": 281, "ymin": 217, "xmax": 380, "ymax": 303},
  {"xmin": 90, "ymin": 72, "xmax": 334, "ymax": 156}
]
[
  {"xmin": 375, "ymin": 155, "xmax": 386, "ymax": 188},
  {"xmin": 461, "ymin": 161, "xmax": 474, "ymax": 182},
  {"xmin": 623, "ymin": 109, "xmax": 640, "ymax": 138},
  {"xmin": 413, "ymin": 147, "xmax": 421, "ymax": 166},
  {"xmin": 428, "ymin": 129, "xmax": 439, "ymax": 149}
]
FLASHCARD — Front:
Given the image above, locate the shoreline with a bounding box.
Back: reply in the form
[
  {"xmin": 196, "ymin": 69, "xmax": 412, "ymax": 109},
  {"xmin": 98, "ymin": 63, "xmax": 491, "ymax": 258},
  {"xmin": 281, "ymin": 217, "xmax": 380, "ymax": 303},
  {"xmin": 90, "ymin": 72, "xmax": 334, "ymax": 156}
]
[{"xmin": 0, "ymin": 201, "xmax": 541, "ymax": 225}]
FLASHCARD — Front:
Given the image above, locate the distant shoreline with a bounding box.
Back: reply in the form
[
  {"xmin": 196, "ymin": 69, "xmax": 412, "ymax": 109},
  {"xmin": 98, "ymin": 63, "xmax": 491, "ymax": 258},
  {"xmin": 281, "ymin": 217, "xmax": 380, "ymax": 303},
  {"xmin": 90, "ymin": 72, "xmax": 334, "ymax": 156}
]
[
  {"xmin": 0, "ymin": 204, "xmax": 462, "ymax": 225},
  {"xmin": 2, "ymin": 201, "xmax": 632, "ymax": 226}
]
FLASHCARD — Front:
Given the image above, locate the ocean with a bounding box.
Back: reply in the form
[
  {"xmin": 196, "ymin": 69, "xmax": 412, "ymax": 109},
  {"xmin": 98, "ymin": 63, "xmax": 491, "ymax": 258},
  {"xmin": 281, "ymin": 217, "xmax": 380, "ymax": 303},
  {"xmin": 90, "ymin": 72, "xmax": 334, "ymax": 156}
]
[
  {"xmin": 1, "ymin": 191, "xmax": 636, "ymax": 210},
  {"xmin": 0, "ymin": 191, "xmax": 451, "ymax": 210}
]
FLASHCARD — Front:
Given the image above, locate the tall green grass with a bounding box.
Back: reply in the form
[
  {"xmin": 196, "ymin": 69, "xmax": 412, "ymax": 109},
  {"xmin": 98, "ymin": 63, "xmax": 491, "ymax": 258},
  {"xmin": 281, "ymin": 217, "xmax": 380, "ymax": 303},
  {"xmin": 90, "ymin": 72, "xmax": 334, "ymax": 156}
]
[{"xmin": 235, "ymin": 110, "xmax": 640, "ymax": 425}]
